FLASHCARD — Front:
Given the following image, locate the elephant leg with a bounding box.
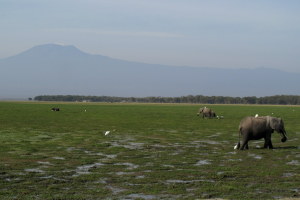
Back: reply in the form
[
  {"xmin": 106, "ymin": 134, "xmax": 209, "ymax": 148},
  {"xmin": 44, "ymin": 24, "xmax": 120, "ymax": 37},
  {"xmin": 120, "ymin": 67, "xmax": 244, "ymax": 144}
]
[
  {"xmin": 268, "ymin": 140, "xmax": 273, "ymax": 149},
  {"xmin": 263, "ymin": 138, "xmax": 268, "ymax": 148},
  {"xmin": 239, "ymin": 140, "xmax": 248, "ymax": 150},
  {"xmin": 264, "ymin": 137, "xmax": 273, "ymax": 149},
  {"xmin": 245, "ymin": 143, "xmax": 249, "ymax": 149},
  {"xmin": 239, "ymin": 133, "xmax": 250, "ymax": 150}
]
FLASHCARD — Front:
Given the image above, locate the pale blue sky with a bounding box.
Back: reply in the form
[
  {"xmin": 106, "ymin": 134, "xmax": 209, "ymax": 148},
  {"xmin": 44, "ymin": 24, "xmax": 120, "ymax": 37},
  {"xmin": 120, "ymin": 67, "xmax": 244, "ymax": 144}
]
[{"xmin": 1, "ymin": 0, "xmax": 300, "ymax": 72}]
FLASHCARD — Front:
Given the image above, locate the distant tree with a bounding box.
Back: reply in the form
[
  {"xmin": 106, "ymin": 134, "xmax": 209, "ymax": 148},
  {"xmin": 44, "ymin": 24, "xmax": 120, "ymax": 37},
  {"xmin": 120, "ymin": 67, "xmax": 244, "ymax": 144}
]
[
  {"xmin": 33, "ymin": 95, "xmax": 300, "ymax": 105},
  {"xmin": 243, "ymin": 96, "xmax": 257, "ymax": 104}
]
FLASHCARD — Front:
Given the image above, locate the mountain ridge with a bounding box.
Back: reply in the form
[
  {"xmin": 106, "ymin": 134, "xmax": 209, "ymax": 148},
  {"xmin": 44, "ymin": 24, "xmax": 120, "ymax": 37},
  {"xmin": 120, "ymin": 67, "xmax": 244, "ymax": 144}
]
[{"xmin": 0, "ymin": 44, "xmax": 299, "ymax": 98}]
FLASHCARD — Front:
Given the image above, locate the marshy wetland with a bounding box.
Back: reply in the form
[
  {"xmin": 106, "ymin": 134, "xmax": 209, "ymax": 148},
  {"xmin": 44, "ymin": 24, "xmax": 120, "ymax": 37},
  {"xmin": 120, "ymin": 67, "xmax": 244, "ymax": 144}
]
[{"xmin": 0, "ymin": 102, "xmax": 299, "ymax": 199}]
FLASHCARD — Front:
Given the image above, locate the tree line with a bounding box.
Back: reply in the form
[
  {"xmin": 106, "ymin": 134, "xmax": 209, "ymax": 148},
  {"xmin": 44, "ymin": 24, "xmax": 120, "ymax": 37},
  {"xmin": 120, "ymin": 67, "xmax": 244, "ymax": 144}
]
[{"xmin": 33, "ymin": 95, "xmax": 300, "ymax": 105}]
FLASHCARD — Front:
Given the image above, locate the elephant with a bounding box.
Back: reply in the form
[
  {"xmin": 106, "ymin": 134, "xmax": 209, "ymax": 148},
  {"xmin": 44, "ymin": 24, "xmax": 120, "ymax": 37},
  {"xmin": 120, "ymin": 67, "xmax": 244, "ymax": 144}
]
[
  {"xmin": 197, "ymin": 107, "xmax": 216, "ymax": 118},
  {"xmin": 51, "ymin": 107, "xmax": 60, "ymax": 111},
  {"xmin": 234, "ymin": 116, "xmax": 287, "ymax": 150}
]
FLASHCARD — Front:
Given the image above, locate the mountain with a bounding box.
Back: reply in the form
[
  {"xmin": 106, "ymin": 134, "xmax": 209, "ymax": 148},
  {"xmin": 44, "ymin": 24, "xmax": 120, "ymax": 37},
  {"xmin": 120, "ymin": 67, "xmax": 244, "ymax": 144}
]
[{"xmin": 0, "ymin": 44, "xmax": 299, "ymax": 98}]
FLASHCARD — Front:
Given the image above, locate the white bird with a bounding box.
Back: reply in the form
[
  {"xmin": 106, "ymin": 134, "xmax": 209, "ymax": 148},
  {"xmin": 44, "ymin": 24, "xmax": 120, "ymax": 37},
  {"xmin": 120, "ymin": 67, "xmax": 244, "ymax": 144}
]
[
  {"xmin": 255, "ymin": 114, "xmax": 259, "ymax": 118},
  {"xmin": 104, "ymin": 131, "xmax": 110, "ymax": 136},
  {"xmin": 234, "ymin": 144, "xmax": 238, "ymax": 150}
]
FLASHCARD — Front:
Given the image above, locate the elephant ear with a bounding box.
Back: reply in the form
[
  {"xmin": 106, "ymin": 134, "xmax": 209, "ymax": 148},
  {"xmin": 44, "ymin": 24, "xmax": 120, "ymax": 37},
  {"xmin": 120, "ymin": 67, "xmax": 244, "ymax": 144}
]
[
  {"xmin": 266, "ymin": 116, "xmax": 276, "ymax": 130},
  {"xmin": 268, "ymin": 116, "xmax": 281, "ymax": 130}
]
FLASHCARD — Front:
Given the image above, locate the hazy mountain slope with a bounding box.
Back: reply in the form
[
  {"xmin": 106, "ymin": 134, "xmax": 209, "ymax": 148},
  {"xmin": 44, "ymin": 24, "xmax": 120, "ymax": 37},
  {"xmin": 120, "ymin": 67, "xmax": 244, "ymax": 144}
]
[{"xmin": 0, "ymin": 44, "xmax": 299, "ymax": 98}]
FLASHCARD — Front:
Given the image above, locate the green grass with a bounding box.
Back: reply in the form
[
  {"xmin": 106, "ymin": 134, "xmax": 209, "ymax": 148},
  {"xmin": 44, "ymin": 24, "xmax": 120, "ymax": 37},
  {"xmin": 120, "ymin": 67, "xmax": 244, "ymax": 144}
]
[{"xmin": 0, "ymin": 102, "xmax": 299, "ymax": 199}]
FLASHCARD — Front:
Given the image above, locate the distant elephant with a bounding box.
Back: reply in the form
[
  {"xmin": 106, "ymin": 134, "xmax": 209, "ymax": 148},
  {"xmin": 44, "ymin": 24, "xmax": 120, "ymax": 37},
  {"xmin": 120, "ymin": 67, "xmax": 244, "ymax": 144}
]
[
  {"xmin": 51, "ymin": 107, "xmax": 60, "ymax": 111},
  {"xmin": 235, "ymin": 116, "xmax": 287, "ymax": 150},
  {"xmin": 197, "ymin": 107, "xmax": 216, "ymax": 118}
]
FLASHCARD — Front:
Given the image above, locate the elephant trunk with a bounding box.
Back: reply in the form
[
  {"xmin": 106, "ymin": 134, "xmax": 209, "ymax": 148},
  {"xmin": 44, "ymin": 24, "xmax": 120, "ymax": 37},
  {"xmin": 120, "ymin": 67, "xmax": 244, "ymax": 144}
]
[{"xmin": 280, "ymin": 129, "xmax": 287, "ymax": 143}]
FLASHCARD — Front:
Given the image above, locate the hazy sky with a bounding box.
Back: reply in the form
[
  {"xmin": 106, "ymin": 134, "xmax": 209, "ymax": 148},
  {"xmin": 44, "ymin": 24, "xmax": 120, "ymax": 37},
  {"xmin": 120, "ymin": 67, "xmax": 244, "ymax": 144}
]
[{"xmin": 1, "ymin": 0, "xmax": 300, "ymax": 72}]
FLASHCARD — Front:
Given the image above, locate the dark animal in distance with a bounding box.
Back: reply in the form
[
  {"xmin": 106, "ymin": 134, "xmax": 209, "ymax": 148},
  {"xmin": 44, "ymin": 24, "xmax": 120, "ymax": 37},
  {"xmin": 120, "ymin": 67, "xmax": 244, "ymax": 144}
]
[
  {"xmin": 235, "ymin": 116, "xmax": 287, "ymax": 150},
  {"xmin": 51, "ymin": 107, "xmax": 60, "ymax": 111},
  {"xmin": 197, "ymin": 107, "xmax": 216, "ymax": 118}
]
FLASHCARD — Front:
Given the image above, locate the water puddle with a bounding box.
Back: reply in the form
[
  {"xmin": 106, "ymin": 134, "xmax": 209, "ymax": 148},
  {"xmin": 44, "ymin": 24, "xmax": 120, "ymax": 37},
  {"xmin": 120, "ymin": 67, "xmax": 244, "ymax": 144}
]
[
  {"xmin": 282, "ymin": 173, "xmax": 296, "ymax": 177},
  {"xmin": 106, "ymin": 185, "xmax": 126, "ymax": 195},
  {"xmin": 52, "ymin": 156, "xmax": 65, "ymax": 160},
  {"xmin": 24, "ymin": 168, "xmax": 45, "ymax": 173},
  {"xmin": 151, "ymin": 144, "xmax": 168, "ymax": 148},
  {"xmin": 166, "ymin": 179, "xmax": 193, "ymax": 184},
  {"xmin": 125, "ymin": 194, "xmax": 156, "ymax": 200},
  {"xmin": 37, "ymin": 161, "xmax": 53, "ymax": 165},
  {"xmin": 166, "ymin": 179, "xmax": 215, "ymax": 184},
  {"xmin": 227, "ymin": 151, "xmax": 237, "ymax": 155},
  {"xmin": 123, "ymin": 142, "xmax": 144, "ymax": 150},
  {"xmin": 248, "ymin": 153, "xmax": 263, "ymax": 159},
  {"xmin": 200, "ymin": 140, "xmax": 220, "ymax": 145},
  {"xmin": 66, "ymin": 147, "xmax": 77, "ymax": 152},
  {"xmin": 114, "ymin": 162, "xmax": 139, "ymax": 170},
  {"xmin": 110, "ymin": 141, "xmax": 144, "ymax": 150},
  {"xmin": 287, "ymin": 138, "xmax": 299, "ymax": 142},
  {"xmin": 252, "ymin": 140, "xmax": 264, "ymax": 144},
  {"xmin": 162, "ymin": 164, "xmax": 175, "ymax": 168},
  {"xmin": 40, "ymin": 175, "xmax": 53, "ymax": 179},
  {"xmin": 195, "ymin": 160, "xmax": 211, "ymax": 166},
  {"xmin": 291, "ymin": 188, "xmax": 299, "ymax": 193},
  {"xmin": 95, "ymin": 153, "xmax": 117, "ymax": 159},
  {"xmin": 5, "ymin": 178, "xmax": 19, "ymax": 182},
  {"xmin": 287, "ymin": 160, "xmax": 300, "ymax": 166},
  {"xmin": 73, "ymin": 162, "xmax": 104, "ymax": 176},
  {"xmin": 136, "ymin": 175, "xmax": 145, "ymax": 179},
  {"xmin": 206, "ymin": 132, "xmax": 223, "ymax": 138},
  {"xmin": 115, "ymin": 171, "xmax": 134, "ymax": 176},
  {"xmin": 227, "ymin": 159, "xmax": 243, "ymax": 162}
]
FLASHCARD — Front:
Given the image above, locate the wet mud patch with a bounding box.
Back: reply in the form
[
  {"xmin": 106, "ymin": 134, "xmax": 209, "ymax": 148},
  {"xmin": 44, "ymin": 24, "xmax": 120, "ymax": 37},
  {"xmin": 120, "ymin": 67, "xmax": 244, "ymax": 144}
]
[
  {"xmin": 73, "ymin": 162, "xmax": 105, "ymax": 176},
  {"xmin": 287, "ymin": 160, "xmax": 300, "ymax": 166},
  {"xmin": 195, "ymin": 160, "xmax": 212, "ymax": 166},
  {"xmin": 24, "ymin": 168, "xmax": 45, "ymax": 173},
  {"xmin": 114, "ymin": 162, "xmax": 139, "ymax": 170},
  {"xmin": 282, "ymin": 173, "xmax": 297, "ymax": 177},
  {"xmin": 125, "ymin": 193, "xmax": 157, "ymax": 200},
  {"xmin": 109, "ymin": 141, "xmax": 144, "ymax": 150},
  {"xmin": 247, "ymin": 153, "xmax": 263, "ymax": 159},
  {"xmin": 206, "ymin": 132, "xmax": 223, "ymax": 138},
  {"xmin": 105, "ymin": 185, "xmax": 127, "ymax": 195},
  {"xmin": 166, "ymin": 179, "xmax": 215, "ymax": 184},
  {"xmin": 193, "ymin": 140, "xmax": 221, "ymax": 145},
  {"xmin": 52, "ymin": 156, "xmax": 65, "ymax": 160}
]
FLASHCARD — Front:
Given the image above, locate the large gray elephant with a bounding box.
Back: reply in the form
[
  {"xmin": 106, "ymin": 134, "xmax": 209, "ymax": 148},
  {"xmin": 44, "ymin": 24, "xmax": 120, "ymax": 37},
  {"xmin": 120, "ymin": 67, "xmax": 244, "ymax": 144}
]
[
  {"xmin": 197, "ymin": 107, "xmax": 216, "ymax": 118},
  {"xmin": 235, "ymin": 116, "xmax": 287, "ymax": 150}
]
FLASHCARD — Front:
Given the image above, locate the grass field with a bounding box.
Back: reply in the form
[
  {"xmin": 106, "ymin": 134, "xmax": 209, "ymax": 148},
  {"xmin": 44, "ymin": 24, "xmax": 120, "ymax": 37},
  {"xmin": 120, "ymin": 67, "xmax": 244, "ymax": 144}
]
[{"xmin": 0, "ymin": 101, "xmax": 299, "ymax": 199}]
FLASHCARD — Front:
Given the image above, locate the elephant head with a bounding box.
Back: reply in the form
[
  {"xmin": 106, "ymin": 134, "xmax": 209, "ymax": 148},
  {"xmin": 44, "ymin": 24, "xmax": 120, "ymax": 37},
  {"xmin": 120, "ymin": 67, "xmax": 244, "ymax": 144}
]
[
  {"xmin": 199, "ymin": 107, "xmax": 205, "ymax": 113},
  {"xmin": 267, "ymin": 116, "xmax": 287, "ymax": 142},
  {"xmin": 197, "ymin": 107, "xmax": 205, "ymax": 116}
]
